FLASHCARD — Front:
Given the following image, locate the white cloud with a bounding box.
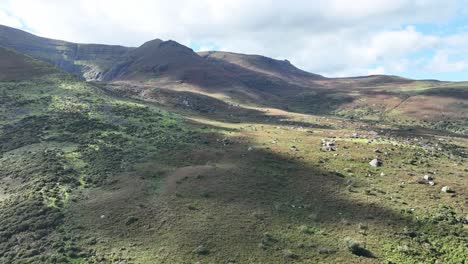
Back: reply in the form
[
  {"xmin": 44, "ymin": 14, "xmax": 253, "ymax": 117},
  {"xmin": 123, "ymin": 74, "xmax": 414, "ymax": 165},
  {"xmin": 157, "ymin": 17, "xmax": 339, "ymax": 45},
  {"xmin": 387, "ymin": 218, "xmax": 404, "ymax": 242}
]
[
  {"xmin": 426, "ymin": 51, "xmax": 467, "ymax": 73},
  {"xmin": 1, "ymin": 0, "xmax": 468, "ymax": 78},
  {"xmin": 0, "ymin": 9, "xmax": 22, "ymax": 28},
  {"xmin": 367, "ymin": 66, "xmax": 386, "ymax": 75}
]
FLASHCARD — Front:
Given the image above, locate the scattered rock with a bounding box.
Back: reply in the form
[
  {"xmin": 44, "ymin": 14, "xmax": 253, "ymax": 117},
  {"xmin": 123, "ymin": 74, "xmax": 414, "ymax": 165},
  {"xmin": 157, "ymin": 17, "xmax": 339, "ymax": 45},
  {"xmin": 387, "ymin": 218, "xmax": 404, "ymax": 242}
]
[
  {"xmin": 193, "ymin": 245, "xmax": 209, "ymax": 255},
  {"xmin": 317, "ymin": 246, "xmax": 336, "ymax": 254},
  {"xmin": 369, "ymin": 159, "xmax": 381, "ymax": 167},
  {"xmin": 321, "ymin": 139, "xmax": 336, "ymax": 151},
  {"xmin": 415, "ymin": 178, "xmax": 426, "ymax": 184},
  {"xmin": 441, "ymin": 186, "xmax": 453, "ymax": 193},
  {"xmin": 221, "ymin": 138, "xmax": 231, "ymax": 146},
  {"xmin": 125, "ymin": 216, "xmax": 139, "ymax": 225},
  {"xmin": 358, "ymin": 223, "xmax": 368, "ymax": 231},
  {"xmin": 345, "ymin": 237, "xmax": 361, "ymax": 254},
  {"xmin": 344, "ymin": 237, "xmax": 372, "ymax": 257},
  {"xmin": 423, "ymin": 175, "xmax": 433, "ymax": 181}
]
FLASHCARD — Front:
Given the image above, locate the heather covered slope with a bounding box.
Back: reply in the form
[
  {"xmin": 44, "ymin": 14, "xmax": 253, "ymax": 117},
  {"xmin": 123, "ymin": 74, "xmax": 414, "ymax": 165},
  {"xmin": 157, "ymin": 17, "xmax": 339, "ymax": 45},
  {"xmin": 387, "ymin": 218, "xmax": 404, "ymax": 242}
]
[{"xmin": 303, "ymin": 78, "xmax": 468, "ymax": 134}]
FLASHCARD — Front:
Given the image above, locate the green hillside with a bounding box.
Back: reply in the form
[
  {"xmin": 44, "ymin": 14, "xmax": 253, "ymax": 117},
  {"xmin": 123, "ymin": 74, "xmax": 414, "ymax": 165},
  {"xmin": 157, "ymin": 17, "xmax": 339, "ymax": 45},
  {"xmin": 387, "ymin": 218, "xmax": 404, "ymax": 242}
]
[{"xmin": 0, "ymin": 32, "xmax": 467, "ymax": 264}]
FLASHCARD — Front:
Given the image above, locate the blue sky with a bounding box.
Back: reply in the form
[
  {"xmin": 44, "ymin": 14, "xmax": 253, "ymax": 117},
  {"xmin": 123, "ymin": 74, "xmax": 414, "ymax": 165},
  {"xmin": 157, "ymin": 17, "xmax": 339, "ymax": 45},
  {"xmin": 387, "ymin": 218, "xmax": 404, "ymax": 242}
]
[{"xmin": 1, "ymin": 0, "xmax": 468, "ymax": 81}]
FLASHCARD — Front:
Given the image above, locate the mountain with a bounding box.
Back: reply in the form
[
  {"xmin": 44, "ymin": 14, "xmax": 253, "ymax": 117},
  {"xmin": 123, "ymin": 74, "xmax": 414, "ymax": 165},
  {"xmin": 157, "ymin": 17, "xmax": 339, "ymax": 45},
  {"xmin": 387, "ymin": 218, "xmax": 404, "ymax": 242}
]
[
  {"xmin": 0, "ymin": 25, "xmax": 325, "ymax": 86},
  {"xmin": 102, "ymin": 39, "xmax": 207, "ymax": 80},
  {"xmin": 0, "ymin": 24, "xmax": 322, "ymax": 83},
  {"xmin": 0, "ymin": 24, "xmax": 132, "ymax": 80},
  {"xmin": 1, "ymin": 24, "xmax": 466, "ymax": 133},
  {"xmin": 0, "ymin": 24, "xmax": 467, "ymax": 264},
  {"xmin": 100, "ymin": 37, "xmax": 321, "ymax": 104},
  {"xmin": 199, "ymin": 51, "xmax": 324, "ymax": 84}
]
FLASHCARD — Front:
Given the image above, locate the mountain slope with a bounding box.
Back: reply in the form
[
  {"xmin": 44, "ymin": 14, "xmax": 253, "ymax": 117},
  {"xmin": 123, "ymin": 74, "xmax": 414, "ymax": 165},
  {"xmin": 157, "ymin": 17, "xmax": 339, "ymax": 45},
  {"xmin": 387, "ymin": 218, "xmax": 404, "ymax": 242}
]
[
  {"xmin": 199, "ymin": 51, "xmax": 324, "ymax": 84},
  {"xmin": 0, "ymin": 47, "xmax": 56, "ymax": 81},
  {"xmin": 102, "ymin": 38, "xmax": 319, "ymax": 106},
  {"xmin": 0, "ymin": 46, "xmax": 199, "ymax": 263},
  {"xmin": 0, "ymin": 28, "xmax": 467, "ymax": 264},
  {"xmin": 102, "ymin": 39, "xmax": 217, "ymax": 82},
  {"xmin": 0, "ymin": 24, "xmax": 132, "ymax": 80}
]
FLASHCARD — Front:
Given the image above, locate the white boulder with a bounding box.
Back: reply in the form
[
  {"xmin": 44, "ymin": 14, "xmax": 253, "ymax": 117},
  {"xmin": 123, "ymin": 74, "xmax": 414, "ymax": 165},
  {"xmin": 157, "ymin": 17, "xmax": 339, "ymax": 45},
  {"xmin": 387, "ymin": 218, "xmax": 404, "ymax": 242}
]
[
  {"xmin": 441, "ymin": 186, "xmax": 452, "ymax": 193},
  {"xmin": 369, "ymin": 159, "xmax": 381, "ymax": 167}
]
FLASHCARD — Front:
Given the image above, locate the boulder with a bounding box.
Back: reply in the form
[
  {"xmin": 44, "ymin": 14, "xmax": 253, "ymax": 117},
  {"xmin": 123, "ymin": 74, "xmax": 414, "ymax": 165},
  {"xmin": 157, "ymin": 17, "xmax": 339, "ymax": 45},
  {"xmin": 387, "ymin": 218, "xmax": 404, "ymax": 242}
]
[
  {"xmin": 423, "ymin": 175, "xmax": 433, "ymax": 181},
  {"xmin": 369, "ymin": 159, "xmax": 381, "ymax": 167},
  {"xmin": 318, "ymin": 246, "xmax": 336, "ymax": 254},
  {"xmin": 441, "ymin": 186, "xmax": 453, "ymax": 193},
  {"xmin": 193, "ymin": 245, "xmax": 209, "ymax": 255}
]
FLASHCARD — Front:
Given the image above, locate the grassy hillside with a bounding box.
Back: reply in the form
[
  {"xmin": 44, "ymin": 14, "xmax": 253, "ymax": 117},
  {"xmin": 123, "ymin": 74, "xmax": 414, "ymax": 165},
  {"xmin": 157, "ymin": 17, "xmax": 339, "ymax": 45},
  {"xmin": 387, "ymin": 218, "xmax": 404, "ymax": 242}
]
[
  {"xmin": 0, "ymin": 48, "xmax": 200, "ymax": 263},
  {"xmin": 2, "ymin": 24, "xmax": 466, "ymax": 136},
  {"xmin": 0, "ymin": 41, "xmax": 467, "ymax": 263}
]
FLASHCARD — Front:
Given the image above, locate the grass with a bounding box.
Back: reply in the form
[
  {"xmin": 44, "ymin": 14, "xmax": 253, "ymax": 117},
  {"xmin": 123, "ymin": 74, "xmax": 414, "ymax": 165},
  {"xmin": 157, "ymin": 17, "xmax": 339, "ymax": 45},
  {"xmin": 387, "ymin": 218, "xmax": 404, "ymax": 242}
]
[{"xmin": 0, "ymin": 53, "xmax": 467, "ymax": 263}]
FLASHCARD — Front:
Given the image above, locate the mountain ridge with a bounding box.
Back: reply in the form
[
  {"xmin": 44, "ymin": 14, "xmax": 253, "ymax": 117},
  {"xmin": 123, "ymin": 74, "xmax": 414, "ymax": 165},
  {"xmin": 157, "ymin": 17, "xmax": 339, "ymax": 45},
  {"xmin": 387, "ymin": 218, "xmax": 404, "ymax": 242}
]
[
  {"xmin": 0, "ymin": 24, "xmax": 133, "ymax": 80},
  {"xmin": 1, "ymin": 24, "xmax": 416, "ymax": 83}
]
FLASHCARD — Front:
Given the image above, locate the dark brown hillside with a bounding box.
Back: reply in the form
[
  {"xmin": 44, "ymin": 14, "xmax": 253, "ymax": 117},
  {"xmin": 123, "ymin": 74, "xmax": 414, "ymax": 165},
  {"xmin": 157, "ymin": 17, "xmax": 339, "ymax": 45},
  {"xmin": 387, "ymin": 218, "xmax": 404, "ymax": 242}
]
[
  {"xmin": 199, "ymin": 51, "xmax": 325, "ymax": 84},
  {"xmin": 0, "ymin": 47, "xmax": 56, "ymax": 81}
]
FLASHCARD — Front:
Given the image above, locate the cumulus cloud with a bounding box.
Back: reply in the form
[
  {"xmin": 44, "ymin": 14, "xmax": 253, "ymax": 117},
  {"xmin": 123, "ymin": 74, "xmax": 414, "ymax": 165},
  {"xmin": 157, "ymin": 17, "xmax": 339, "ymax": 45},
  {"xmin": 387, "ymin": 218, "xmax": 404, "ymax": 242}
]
[
  {"xmin": 426, "ymin": 51, "xmax": 467, "ymax": 73},
  {"xmin": 367, "ymin": 66, "xmax": 386, "ymax": 76},
  {"xmin": 0, "ymin": 9, "xmax": 22, "ymax": 28},
  {"xmin": 1, "ymin": 0, "xmax": 468, "ymax": 79}
]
